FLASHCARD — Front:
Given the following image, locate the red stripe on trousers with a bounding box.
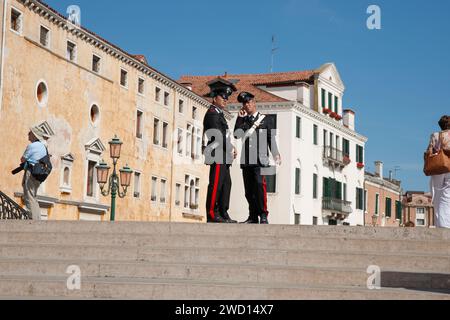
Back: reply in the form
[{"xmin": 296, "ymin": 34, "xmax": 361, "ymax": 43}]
[
  {"xmin": 209, "ymin": 164, "xmax": 221, "ymax": 219},
  {"xmin": 263, "ymin": 176, "xmax": 268, "ymax": 216}
]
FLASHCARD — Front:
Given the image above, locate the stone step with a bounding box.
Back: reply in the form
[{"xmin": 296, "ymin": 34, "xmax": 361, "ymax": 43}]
[
  {"xmin": 0, "ymin": 276, "xmax": 448, "ymax": 300},
  {"xmin": 0, "ymin": 244, "xmax": 449, "ymax": 273},
  {"xmin": 1, "ymin": 232, "xmax": 449, "ymax": 255},
  {"xmin": 1, "ymin": 221, "xmax": 449, "ymax": 241},
  {"xmin": 0, "ymin": 259, "xmax": 448, "ymax": 291}
]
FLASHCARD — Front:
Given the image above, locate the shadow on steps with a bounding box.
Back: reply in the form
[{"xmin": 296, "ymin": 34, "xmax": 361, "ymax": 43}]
[{"xmin": 381, "ymin": 271, "xmax": 450, "ymax": 294}]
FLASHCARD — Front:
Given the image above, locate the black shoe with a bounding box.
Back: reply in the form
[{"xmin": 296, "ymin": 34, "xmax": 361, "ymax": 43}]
[
  {"xmin": 241, "ymin": 217, "xmax": 259, "ymax": 224},
  {"xmin": 207, "ymin": 215, "xmax": 227, "ymax": 223},
  {"xmin": 223, "ymin": 214, "xmax": 238, "ymax": 224},
  {"xmin": 260, "ymin": 214, "xmax": 269, "ymax": 225}
]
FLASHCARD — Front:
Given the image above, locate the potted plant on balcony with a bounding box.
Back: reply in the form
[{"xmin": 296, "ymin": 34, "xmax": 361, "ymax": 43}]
[
  {"xmin": 335, "ymin": 115, "xmax": 343, "ymax": 121},
  {"xmin": 357, "ymin": 162, "xmax": 365, "ymax": 169},
  {"xmin": 330, "ymin": 112, "xmax": 337, "ymax": 119},
  {"xmin": 323, "ymin": 108, "xmax": 331, "ymax": 115},
  {"xmin": 343, "ymin": 155, "xmax": 351, "ymax": 165}
]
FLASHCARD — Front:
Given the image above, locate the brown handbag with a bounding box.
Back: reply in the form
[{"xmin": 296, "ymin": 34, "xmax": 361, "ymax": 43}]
[{"xmin": 424, "ymin": 132, "xmax": 450, "ymax": 176}]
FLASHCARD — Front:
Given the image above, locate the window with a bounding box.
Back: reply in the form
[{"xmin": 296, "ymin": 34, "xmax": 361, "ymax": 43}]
[
  {"xmin": 364, "ymin": 190, "xmax": 368, "ymax": 212},
  {"xmin": 160, "ymin": 179, "xmax": 166, "ymax": 203},
  {"xmin": 92, "ymin": 55, "xmax": 101, "ymax": 73},
  {"xmin": 36, "ymin": 81, "xmax": 48, "ymax": 106},
  {"xmin": 195, "ymin": 178, "xmax": 200, "ymax": 208},
  {"xmin": 295, "ymin": 168, "xmax": 301, "ymax": 195},
  {"xmin": 63, "ymin": 168, "xmax": 70, "ymax": 186},
  {"xmin": 343, "ymin": 183, "xmax": 347, "ymax": 202},
  {"xmin": 396, "ymin": 201, "xmax": 402, "ymax": 221},
  {"xmin": 164, "ymin": 92, "xmax": 170, "ymax": 106},
  {"xmin": 296, "ymin": 117, "xmax": 301, "ymax": 139},
  {"xmin": 120, "ymin": 69, "xmax": 128, "ymax": 87},
  {"xmin": 356, "ymin": 188, "xmax": 364, "ymax": 210},
  {"xmin": 60, "ymin": 154, "xmax": 74, "ymax": 194},
  {"xmin": 343, "ymin": 139, "xmax": 350, "ymax": 157},
  {"xmin": 265, "ymin": 175, "xmax": 276, "ymax": 193},
  {"xmin": 10, "ymin": 8, "xmax": 22, "ymax": 33},
  {"xmin": 375, "ymin": 194, "xmax": 380, "ymax": 215},
  {"xmin": 323, "ymin": 130, "xmax": 328, "ymax": 147},
  {"xmin": 313, "ymin": 217, "xmax": 318, "ymax": 225},
  {"xmin": 66, "ymin": 41, "xmax": 77, "ymax": 62},
  {"xmin": 356, "ymin": 145, "xmax": 364, "ymax": 164},
  {"xmin": 186, "ymin": 124, "xmax": 192, "ymax": 157},
  {"xmin": 321, "ymin": 89, "xmax": 326, "ymax": 108},
  {"xmin": 175, "ymin": 184, "xmax": 181, "ymax": 206},
  {"xmin": 153, "ymin": 118, "xmax": 160, "ymax": 145},
  {"xmin": 416, "ymin": 208, "xmax": 425, "ymax": 214},
  {"xmin": 323, "ymin": 178, "xmax": 342, "ymax": 200},
  {"xmin": 155, "ymin": 87, "xmax": 161, "ymax": 102},
  {"xmin": 151, "ymin": 177, "xmax": 157, "ymax": 202},
  {"xmin": 417, "ymin": 219, "xmax": 425, "ymax": 226},
  {"xmin": 328, "ymin": 92, "xmax": 333, "ymax": 109},
  {"xmin": 386, "ymin": 198, "xmax": 392, "ymax": 218},
  {"xmin": 90, "ymin": 104, "xmax": 100, "ymax": 125},
  {"xmin": 40, "ymin": 26, "xmax": 50, "ymax": 47},
  {"xmin": 162, "ymin": 122, "xmax": 169, "ymax": 148},
  {"xmin": 192, "ymin": 106, "xmax": 198, "ymax": 120},
  {"xmin": 134, "ymin": 172, "xmax": 141, "ymax": 198},
  {"xmin": 136, "ymin": 110, "xmax": 143, "ymax": 139},
  {"xmin": 177, "ymin": 128, "xmax": 183, "ymax": 155},
  {"xmin": 196, "ymin": 128, "xmax": 202, "ymax": 160},
  {"xmin": 313, "ymin": 125, "xmax": 318, "ymax": 145},
  {"xmin": 86, "ymin": 161, "xmax": 97, "ymax": 197},
  {"xmin": 184, "ymin": 175, "xmax": 190, "ymax": 208},
  {"xmin": 295, "ymin": 214, "xmax": 301, "ymax": 225},
  {"xmin": 179, "ymin": 100, "xmax": 184, "ymax": 113},
  {"xmin": 138, "ymin": 78, "xmax": 145, "ymax": 95},
  {"xmin": 334, "ymin": 96, "xmax": 339, "ymax": 114},
  {"xmin": 313, "ymin": 174, "xmax": 318, "ymax": 199}
]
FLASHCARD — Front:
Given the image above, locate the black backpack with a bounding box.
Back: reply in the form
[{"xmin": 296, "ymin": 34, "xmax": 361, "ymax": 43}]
[{"xmin": 31, "ymin": 147, "xmax": 52, "ymax": 183}]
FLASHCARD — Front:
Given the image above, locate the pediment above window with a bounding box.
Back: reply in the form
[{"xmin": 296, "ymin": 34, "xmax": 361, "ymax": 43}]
[{"xmin": 85, "ymin": 138, "xmax": 106, "ymax": 155}]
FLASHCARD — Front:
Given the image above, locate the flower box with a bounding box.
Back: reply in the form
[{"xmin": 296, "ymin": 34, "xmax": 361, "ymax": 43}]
[
  {"xmin": 335, "ymin": 115, "xmax": 343, "ymax": 121},
  {"xmin": 323, "ymin": 108, "xmax": 331, "ymax": 114},
  {"xmin": 357, "ymin": 162, "xmax": 365, "ymax": 169},
  {"xmin": 330, "ymin": 112, "xmax": 337, "ymax": 119},
  {"xmin": 343, "ymin": 156, "xmax": 351, "ymax": 165}
]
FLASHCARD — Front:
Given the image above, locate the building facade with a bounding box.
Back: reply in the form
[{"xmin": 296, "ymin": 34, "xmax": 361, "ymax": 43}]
[
  {"xmin": 0, "ymin": 0, "xmax": 212, "ymax": 222},
  {"xmin": 364, "ymin": 161, "xmax": 403, "ymax": 227},
  {"xmin": 181, "ymin": 64, "xmax": 368, "ymax": 226},
  {"xmin": 402, "ymin": 191, "xmax": 435, "ymax": 228}
]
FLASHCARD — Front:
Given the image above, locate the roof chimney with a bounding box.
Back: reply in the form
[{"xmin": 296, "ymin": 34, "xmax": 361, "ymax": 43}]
[
  {"xmin": 343, "ymin": 109, "xmax": 355, "ymax": 131},
  {"xmin": 375, "ymin": 161, "xmax": 384, "ymax": 179}
]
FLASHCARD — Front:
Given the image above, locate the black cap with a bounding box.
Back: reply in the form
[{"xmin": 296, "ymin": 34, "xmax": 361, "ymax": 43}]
[
  {"xmin": 205, "ymin": 78, "xmax": 237, "ymax": 99},
  {"xmin": 237, "ymin": 91, "xmax": 255, "ymax": 104}
]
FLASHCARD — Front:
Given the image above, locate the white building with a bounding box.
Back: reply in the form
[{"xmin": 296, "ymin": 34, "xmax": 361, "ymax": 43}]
[{"xmin": 180, "ymin": 63, "xmax": 368, "ymax": 226}]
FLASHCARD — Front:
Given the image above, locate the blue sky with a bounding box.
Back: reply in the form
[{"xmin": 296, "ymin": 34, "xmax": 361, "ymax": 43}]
[{"xmin": 45, "ymin": 0, "xmax": 450, "ymax": 191}]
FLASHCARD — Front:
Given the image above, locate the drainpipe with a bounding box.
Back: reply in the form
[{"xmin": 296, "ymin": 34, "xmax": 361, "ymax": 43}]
[{"xmin": 0, "ymin": 0, "xmax": 8, "ymax": 119}]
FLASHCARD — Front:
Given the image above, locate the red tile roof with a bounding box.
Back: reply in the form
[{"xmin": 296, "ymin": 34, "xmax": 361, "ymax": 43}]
[{"xmin": 179, "ymin": 70, "xmax": 317, "ymax": 103}]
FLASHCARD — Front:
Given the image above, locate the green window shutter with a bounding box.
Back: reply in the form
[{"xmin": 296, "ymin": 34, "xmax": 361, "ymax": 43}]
[
  {"xmin": 323, "ymin": 178, "xmax": 330, "ymax": 198},
  {"xmin": 328, "ymin": 93, "xmax": 332, "ymax": 109},
  {"xmin": 375, "ymin": 194, "xmax": 380, "ymax": 215},
  {"xmin": 295, "ymin": 168, "xmax": 301, "ymax": 195},
  {"xmin": 296, "ymin": 117, "xmax": 301, "ymax": 138},
  {"xmin": 364, "ymin": 190, "xmax": 367, "ymax": 211},
  {"xmin": 396, "ymin": 201, "xmax": 402, "ymax": 221},
  {"xmin": 321, "ymin": 89, "xmax": 326, "ymax": 108},
  {"xmin": 343, "ymin": 139, "xmax": 350, "ymax": 157},
  {"xmin": 386, "ymin": 198, "xmax": 392, "ymax": 217},
  {"xmin": 313, "ymin": 174, "xmax": 318, "ymax": 199},
  {"xmin": 313, "ymin": 125, "xmax": 318, "ymax": 145},
  {"xmin": 335, "ymin": 96, "xmax": 339, "ymax": 113},
  {"xmin": 343, "ymin": 183, "xmax": 347, "ymax": 202}
]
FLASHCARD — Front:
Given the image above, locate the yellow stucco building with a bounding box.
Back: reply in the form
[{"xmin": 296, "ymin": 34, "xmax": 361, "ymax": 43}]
[{"xmin": 0, "ymin": 0, "xmax": 211, "ymax": 222}]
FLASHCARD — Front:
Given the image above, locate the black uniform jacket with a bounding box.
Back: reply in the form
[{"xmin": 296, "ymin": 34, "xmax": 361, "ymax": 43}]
[
  {"xmin": 234, "ymin": 112, "xmax": 280, "ymax": 169},
  {"xmin": 203, "ymin": 105, "xmax": 234, "ymax": 165}
]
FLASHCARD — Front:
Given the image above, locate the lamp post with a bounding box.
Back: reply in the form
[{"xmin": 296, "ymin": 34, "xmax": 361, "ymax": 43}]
[{"xmin": 96, "ymin": 136, "xmax": 133, "ymax": 221}]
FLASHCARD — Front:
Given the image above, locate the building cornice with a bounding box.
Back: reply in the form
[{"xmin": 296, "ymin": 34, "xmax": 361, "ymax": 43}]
[
  {"xmin": 227, "ymin": 102, "xmax": 368, "ymax": 143},
  {"xmin": 365, "ymin": 177, "xmax": 402, "ymax": 194},
  {"xmin": 19, "ymin": 0, "xmax": 211, "ymax": 109}
]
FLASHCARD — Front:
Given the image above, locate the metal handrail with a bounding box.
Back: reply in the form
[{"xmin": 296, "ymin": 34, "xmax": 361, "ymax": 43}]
[
  {"xmin": 0, "ymin": 191, "xmax": 31, "ymax": 220},
  {"xmin": 322, "ymin": 197, "xmax": 353, "ymax": 214},
  {"xmin": 323, "ymin": 146, "xmax": 350, "ymax": 166}
]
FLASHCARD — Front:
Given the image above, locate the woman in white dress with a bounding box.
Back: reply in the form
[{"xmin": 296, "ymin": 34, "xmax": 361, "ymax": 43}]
[{"xmin": 428, "ymin": 115, "xmax": 450, "ymax": 228}]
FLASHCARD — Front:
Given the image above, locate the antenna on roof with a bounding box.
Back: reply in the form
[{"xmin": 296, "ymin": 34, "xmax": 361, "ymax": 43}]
[{"xmin": 270, "ymin": 35, "xmax": 279, "ymax": 73}]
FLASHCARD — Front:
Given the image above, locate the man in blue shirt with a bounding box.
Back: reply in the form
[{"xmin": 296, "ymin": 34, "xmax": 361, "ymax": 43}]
[{"xmin": 21, "ymin": 126, "xmax": 48, "ymax": 220}]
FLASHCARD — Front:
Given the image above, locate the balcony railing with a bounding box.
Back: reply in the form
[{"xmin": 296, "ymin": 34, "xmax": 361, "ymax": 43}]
[
  {"xmin": 0, "ymin": 190, "xmax": 31, "ymax": 220},
  {"xmin": 323, "ymin": 147, "xmax": 351, "ymax": 168},
  {"xmin": 322, "ymin": 197, "xmax": 353, "ymax": 214}
]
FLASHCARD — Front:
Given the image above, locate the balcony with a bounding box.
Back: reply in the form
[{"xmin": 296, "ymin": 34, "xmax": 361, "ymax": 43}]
[
  {"xmin": 323, "ymin": 147, "xmax": 351, "ymax": 169},
  {"xmin": 322, "ymin": 197, "xmax": 353, "ymax": 215}
]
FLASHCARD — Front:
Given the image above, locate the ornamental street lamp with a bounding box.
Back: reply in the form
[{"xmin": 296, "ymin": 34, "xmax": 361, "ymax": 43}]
[{"xmin": 96, "ymin": 135, "xmax": 133, "ymax": 221}]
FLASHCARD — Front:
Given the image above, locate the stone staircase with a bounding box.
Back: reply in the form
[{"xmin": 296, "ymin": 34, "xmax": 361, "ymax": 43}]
[{"xmin": 0, "ymin": 221, "xmax": 449, "ymax": 300}]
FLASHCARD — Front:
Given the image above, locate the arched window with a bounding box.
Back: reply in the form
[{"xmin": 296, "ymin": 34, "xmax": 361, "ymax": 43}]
[{"xmin": 63, "ymin": 167, "xmax": 70, "ymax": 186}]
